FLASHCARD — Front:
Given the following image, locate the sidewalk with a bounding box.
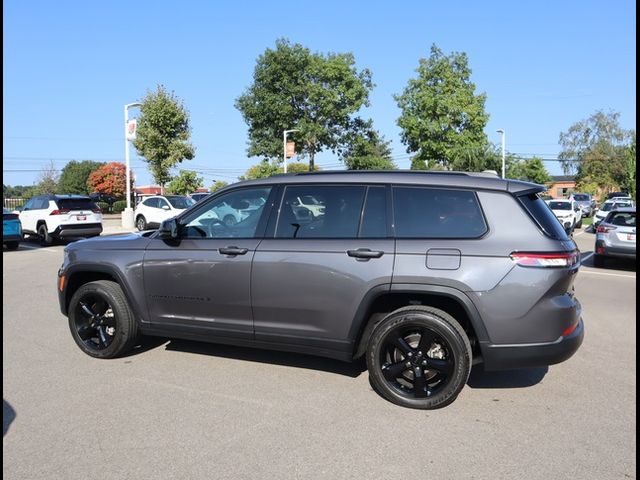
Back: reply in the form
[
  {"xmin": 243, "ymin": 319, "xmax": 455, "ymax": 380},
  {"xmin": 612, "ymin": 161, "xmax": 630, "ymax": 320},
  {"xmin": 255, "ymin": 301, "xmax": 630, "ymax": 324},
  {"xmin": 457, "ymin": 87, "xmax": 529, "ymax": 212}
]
[{"xmin": 102, "ymin": 215, "xmax": 136, "ymax": 235}]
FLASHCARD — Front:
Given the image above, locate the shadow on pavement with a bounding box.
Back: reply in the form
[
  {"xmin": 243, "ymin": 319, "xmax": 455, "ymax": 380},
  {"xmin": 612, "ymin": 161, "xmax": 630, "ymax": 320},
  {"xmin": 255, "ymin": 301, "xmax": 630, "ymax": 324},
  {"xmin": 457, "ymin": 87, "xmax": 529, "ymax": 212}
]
[
  {"xmin": 3, "ymin": 399, "xmax": 16, "ymax": 437},
  {"xmin": 120, "ymin": 336, "xmax": 171, "ymax": 358},
  {"xmin": 580, "ymin": 250, "xmax": 636, "ymax": 272},
  {"xmin": 164, "ymin": 339, "xmax": 366, "ymax": 378},
  {"xmin": 467, "ymin": 366, "xmax": 548, "ymax": 389}
]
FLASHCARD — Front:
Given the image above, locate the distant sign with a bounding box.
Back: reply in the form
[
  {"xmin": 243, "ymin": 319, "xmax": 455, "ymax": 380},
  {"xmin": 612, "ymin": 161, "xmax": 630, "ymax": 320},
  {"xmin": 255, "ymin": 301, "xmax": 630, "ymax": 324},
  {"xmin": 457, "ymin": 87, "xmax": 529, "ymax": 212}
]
[
  {"xmin": 126, "ymin": 119, "xmax": 137, "ymax": 141},
  {"xmin": 286, "ymin": 141, "xmax": 295, "ymax": 158}
]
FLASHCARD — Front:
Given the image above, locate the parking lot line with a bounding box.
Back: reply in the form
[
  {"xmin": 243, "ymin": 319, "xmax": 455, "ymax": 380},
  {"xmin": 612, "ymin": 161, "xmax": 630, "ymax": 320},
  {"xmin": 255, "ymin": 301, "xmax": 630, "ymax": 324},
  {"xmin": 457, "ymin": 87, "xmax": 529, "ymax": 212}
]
[{"xmin": 579, "ymin": 269, "xmax": 636, "ymax": 279}]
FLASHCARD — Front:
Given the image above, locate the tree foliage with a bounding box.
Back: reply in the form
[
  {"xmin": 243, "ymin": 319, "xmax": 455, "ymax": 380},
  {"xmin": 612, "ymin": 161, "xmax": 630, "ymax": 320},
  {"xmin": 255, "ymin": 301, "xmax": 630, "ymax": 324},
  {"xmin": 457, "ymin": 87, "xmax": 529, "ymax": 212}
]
[
  {"xmin": 211, "ymin": 180, "xmax": 229, "ymax": 192},
  {"xmin": 31, "ymin": 161, "xmax": 59, "ymax": 195},
  {"xmin": 166, "ymin": 170, "xmax": 203, "ymax": 195},
  {"xmin": 87, "ymin": 162, "xmax": 130, "ymax": 197},
  {"xmin": 235, "ymin": 38, "xmax": 373, "ymax": 170},
  {"xmin": 133, "ymin": 85, "xmax": 195, "ymax": 187},
  {"xmin": 340, "ymin": 119, "xmax": 395, "ymax": 170},
  {"xmin": 240, "ymin": 161, "xmax": 318, "ymax": 180},
  {"xmin": 508, "ymin": 157, "xmax": 550, "ymax": 184},
  {"xmin": 395, "ymin": 44, "xmax": 490, "ymax": 168},
  {"xmin": 559, "ymin": 111, "xmax": 634, "ymax": 196},
  {"xmin": 58, "ymin": 160, "xmax": 105, "ymax": 194}
]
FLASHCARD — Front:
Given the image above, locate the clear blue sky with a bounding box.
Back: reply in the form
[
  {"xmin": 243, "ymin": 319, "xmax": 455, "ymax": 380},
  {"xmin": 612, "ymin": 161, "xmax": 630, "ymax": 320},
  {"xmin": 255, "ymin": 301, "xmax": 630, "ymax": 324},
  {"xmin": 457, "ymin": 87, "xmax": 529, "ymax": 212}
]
[{"xmin": 3, "ymin": 0, "xmax": 636, "ymax": 187}]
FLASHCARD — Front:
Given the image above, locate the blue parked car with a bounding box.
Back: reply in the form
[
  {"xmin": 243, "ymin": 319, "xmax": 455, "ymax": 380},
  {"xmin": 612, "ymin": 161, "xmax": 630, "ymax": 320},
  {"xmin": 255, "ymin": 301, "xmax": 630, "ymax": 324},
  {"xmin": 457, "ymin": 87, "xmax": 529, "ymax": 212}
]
[{"xmin": 3, "ymin": 208, "xmax": 22, "ymax": 250}]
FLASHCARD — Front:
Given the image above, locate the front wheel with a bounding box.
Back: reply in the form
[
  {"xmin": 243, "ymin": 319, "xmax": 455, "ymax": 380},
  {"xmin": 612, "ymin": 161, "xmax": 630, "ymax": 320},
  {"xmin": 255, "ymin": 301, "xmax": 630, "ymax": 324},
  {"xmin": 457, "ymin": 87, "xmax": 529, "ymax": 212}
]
[
  {"xmin": 576, "ymin": 217, "xmax": 583, "ymax": 229},
  {"xmin": 366, "ymin": 306, "xmax": 472, "ymax": 409},
  {"xmin": 68, "ymin": 280, "xmax": 139, "ymax": 358},
  {"xmin": 136, "ymin": 215, "xmax": 147, "ymax": 231}
]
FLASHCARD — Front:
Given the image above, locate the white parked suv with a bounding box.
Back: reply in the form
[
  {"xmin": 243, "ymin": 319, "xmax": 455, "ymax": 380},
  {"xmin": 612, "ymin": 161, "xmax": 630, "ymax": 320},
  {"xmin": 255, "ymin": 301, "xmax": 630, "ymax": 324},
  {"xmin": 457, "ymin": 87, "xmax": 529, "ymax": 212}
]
[
  {"xmin": 19, "ymin": 195, "xmax": 103, "ymax": 245},
  {"xmin": 594, "ymin": 198, "xmax": 635, "ymax": 227},
  {"xmin": 134, "ymin": 195, "xmax": 195, "ymax": 231},
  {"xmin": 546, "ymin": 198, "xmax": 581, "ymax": 231}
]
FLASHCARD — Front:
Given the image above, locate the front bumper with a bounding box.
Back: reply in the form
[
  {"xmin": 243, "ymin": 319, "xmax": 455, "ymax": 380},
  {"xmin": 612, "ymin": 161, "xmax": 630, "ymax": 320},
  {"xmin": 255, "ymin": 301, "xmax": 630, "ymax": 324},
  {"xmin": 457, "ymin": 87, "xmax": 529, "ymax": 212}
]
[{"xmin": 481, "ymin": 318, "xmax": 584, "ymax": 371}]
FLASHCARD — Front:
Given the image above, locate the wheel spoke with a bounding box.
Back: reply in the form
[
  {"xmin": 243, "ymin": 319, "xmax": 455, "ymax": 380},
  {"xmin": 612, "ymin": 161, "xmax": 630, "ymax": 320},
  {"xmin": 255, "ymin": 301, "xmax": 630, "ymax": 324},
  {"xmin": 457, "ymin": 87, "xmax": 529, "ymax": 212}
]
[
  {"xmin": 98, "ymin": 315, "xmax": 116, "ymax": 328},
  {"xmin": 77, "ymin": 325, "xmax": 97, "ymax": 341},
  {"xmin": 417, "ymin": 329, "xmax": 437, "ymax": 353},
  {"xmin": 413, "ymin": 367, "xmax": 428, "ymax": 398},
  {"xmin": 427, "ymin": 358, "xmax": 453, "ymax": 375},
  {"xmin": 97, "ymin": 326, "xmax": 109, "ymax": 348},
  {"xmin": 381, "ymin": 361, "xmax": 408, "ymax": 381},
  {"xmin": 390, "ymin": 335, "xmax": 413, "ymax": 355},
  {"xmin": 79, "ymin": 301, "xmax": 96, "ymax": 318}
]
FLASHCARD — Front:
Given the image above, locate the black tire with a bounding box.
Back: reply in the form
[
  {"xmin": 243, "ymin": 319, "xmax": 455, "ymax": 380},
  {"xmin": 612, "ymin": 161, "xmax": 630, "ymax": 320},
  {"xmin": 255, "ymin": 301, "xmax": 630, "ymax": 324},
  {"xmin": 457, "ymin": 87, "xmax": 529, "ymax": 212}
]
[
  {"xmin": 593, "ymin": 254, "xmax": 605, "ymax": 268},
  {"xmin": 4, "ymin": 242, "xmax": 19, "ymax": 250},
  {"xmin": 68, "ymin": 280, "xmax": 139, "ymax": 359},
  {"xmin": 37, "ymin": 223, "xmax": 52, "ymax": 246},
  {"xmin": 136, "ymin": 215, "xmax": 147, "ymax": 231},
  {"xmin": 366, "ymin": 306, "xmax": 472, "ymax": 409},
  {"xmin": 576, "ymin": 218, "xmax": 583, "ymax": 229},
  {"xmin": 223, "ymin": 214, "xmax": 237, "ymax": 226}
]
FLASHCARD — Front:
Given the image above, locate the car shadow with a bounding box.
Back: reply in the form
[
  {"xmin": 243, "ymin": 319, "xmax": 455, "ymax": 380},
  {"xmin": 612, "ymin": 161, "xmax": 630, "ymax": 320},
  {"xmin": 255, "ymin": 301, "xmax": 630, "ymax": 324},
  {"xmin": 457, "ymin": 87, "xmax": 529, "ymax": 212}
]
[
  {"xmin": 3, "ymin": 399, "xmax": 16, "ymax": 437},
  {"xmin": 580, "ymin": 250, "xmax": 636, "ymax": 272},
  {"xmin": 120, "ymin": 336, "xmax": 171, "ymax": 358},
  {"xmin": 163, "ymin": 339, "xmax": 366, "ymax": 378},
  {"xmin": 466, "ymin": 366, "xmax": 548, "ymax": 389}
]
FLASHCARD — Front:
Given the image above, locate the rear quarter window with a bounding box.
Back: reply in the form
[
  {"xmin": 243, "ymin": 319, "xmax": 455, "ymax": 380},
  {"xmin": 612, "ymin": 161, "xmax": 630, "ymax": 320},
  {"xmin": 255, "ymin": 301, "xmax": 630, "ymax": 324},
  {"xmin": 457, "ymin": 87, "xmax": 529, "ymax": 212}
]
[
  {"xmin": 392, "ymin": 187, "xmax": 487, "ymax": 238},
  {"xmin": 518, "ymin": 193, "xmax": 569, "ymax": 240}
]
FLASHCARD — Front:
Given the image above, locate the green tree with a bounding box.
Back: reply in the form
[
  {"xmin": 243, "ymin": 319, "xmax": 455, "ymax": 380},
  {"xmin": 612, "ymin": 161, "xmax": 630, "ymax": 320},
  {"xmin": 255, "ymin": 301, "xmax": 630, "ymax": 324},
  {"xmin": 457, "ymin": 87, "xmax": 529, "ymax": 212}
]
[
  {"xmin": 133, "ymin": 85, "xmax": 195, "ymax": 188},
  {"xmin": 31, "ymin": 161, "xmax": 59, "ymax": 195},
  {"xmin": 166, "ymin": 170, "xmax": 203, "ymax": 195},
  {"xmin": 240, "ymin": 161, "xmax": 318, "ymax": 180},
  {"xmin": 341, "ymin": 119, "xmax": 395, "ymax": 170},
  {"xmin": 211, "ymin": 180, "xmax": 229, "ymax": 192},
  {"xmin": 507, "ymin": 157, "xmax": 550, "ymax": 184},
  {"xmin": 395, "ymin": 44, "xmax": 490, "ymax": 169},
  {"xmin": 235, "ymin": 39, "xmax": 373, "ymax": 171},
  {"xmin": 623, "ymin": 133, "xmax": 636, "ymax": 200},
  {"xmin": 58, "ymin": 160, "xmax": 104, "ymax": 194}
]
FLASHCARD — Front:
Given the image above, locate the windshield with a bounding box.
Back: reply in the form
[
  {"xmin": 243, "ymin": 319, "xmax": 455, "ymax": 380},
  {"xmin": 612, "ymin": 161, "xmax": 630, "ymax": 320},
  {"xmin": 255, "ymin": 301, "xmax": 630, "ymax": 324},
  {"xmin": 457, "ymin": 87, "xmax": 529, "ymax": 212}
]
[
  {"xmin": 549, "ymin": 201, "xmax": 572, "ymax": 210},
  {"xmin": 573, "ymin": 194, "xmax": 589, "ymax": 201},
  {"xmin": 167, "ymin": 196, "xmax": 195, "ymax": 209}
]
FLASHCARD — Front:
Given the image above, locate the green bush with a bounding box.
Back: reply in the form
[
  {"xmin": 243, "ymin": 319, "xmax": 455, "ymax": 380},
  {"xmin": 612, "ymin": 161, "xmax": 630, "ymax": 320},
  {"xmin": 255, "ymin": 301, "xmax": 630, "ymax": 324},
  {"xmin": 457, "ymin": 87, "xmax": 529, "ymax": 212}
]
[
  {"xmin": 112, "ymin": 200, "xmax": 127, "ymax": 214},
  {"xmin": 96, "ymin": 202, "xmax": 110, "ymax": 213}
]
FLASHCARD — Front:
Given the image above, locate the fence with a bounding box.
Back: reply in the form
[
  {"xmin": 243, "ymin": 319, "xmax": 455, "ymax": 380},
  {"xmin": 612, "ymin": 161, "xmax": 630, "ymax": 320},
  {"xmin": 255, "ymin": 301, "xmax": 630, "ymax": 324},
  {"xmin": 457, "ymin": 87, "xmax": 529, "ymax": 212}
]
[{"xmin": 3, "ymin": 198, "xmax": 26, "ymax": 211}]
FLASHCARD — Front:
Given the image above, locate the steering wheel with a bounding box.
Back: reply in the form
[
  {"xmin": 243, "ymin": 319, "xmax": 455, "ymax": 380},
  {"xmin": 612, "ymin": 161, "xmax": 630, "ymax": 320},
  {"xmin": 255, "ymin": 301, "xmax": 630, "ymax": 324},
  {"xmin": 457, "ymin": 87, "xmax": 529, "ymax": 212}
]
[{"xmin": 201, "ymin": 217, "xmax": 231, "ymax": 237}]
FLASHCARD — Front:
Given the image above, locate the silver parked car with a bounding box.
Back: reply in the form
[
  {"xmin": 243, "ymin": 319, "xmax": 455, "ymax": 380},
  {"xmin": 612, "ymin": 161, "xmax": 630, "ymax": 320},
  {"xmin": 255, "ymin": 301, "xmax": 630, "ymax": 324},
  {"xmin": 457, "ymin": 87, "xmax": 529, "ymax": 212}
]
[{"xmin": 594, "ymin": 207, "xmax": 636, "ymax": 267}]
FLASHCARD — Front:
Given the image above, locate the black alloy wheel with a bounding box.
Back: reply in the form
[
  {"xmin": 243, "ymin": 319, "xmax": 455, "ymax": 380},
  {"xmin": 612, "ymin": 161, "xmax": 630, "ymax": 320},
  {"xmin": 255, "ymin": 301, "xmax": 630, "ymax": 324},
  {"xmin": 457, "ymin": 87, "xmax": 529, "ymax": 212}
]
[
  {"xmin": 68, "ymin": 280, "xmax": 139, "ymax": 358},
  {"xmin": 367, "ymin": 306, "xmax": 471, "ymax": 409},
  {"xmin": 72, "ymin": 293, "xmax": 117, "ymax": 352}
]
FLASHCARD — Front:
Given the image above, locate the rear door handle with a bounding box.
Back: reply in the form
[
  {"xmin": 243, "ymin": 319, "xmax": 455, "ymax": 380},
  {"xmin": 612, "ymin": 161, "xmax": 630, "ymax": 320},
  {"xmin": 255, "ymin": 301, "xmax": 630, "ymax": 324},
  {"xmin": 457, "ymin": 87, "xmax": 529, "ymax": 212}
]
[
  {"xmin": 347, "ymin": 248, "xmax": 384, "ymax": 259},
  {"xmin": 219, "ymin": 246, "xmax": 249, "ymax": 256}
]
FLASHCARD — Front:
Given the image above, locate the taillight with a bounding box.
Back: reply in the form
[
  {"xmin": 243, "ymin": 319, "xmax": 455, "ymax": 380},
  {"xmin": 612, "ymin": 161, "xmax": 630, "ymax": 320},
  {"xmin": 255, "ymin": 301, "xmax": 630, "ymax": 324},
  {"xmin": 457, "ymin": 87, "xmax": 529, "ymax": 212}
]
[
  {"xmin": 510, "ymin": 251, "xmax": 580, "ymax": 268},
  {"xmin": 50, "ymin": 209, "xmax": 70, "ymax": 215},
  {"xmin": 3, "ymin": 213, "xmax": 19, "ymax": 220},
  {"xmin": 596, "ymin": 225, "xmax": 616, "ymax": 233}
]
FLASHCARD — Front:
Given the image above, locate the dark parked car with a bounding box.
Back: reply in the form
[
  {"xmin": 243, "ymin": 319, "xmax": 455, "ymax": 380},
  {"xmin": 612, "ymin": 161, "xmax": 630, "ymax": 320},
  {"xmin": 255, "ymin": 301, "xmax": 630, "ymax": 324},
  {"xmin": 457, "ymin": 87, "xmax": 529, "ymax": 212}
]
[
  {"xmin": 90, "ymin": 192, "xmax": 118, "ymax": 205},
  {"xmin": 57, "ymin": 171, "xmax": 583, "ymax": 409},
  {"xmin": 3, "ymin": 208, "xmax": 22, "ymax": 250},
  {"xmin": 571, "ymin": 193, "xmax": 596, "ymax": 218},
  {"xmin": 189, "ymin": 192, "xmax": 210, "ymax": 203},
  {"xmin": 594, "ymin": 207, "xmax": 636, "ymax": 267}
]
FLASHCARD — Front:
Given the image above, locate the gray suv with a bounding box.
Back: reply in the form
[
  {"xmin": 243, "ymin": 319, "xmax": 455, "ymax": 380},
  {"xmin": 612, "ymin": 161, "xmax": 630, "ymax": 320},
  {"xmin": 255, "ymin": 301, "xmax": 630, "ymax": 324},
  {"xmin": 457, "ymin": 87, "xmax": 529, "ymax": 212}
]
[{"xmin": 57, "ymin": 171, "xmax": 584, "ymax": 409}]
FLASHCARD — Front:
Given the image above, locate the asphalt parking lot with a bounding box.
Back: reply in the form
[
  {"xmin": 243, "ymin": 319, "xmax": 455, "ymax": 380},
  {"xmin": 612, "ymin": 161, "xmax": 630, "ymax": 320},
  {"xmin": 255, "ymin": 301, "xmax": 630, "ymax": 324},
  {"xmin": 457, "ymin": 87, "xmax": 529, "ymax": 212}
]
[{"xmin": 3, "ymin": 228, "xmax": 636, "ymax": 479}]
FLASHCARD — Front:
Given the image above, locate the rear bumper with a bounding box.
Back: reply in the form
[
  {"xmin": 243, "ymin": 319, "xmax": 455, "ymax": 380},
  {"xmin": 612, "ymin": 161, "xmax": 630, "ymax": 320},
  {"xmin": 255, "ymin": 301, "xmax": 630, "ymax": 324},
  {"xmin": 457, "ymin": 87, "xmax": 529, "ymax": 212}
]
[
  {"xmin": 595, "ymin": 240, "xmax": 636, "ymax": 259},
  {"xmin": 481, "ymin": 318, "xmax": 584, "ymax": 371},
  {"xmin": 52, "ymin": 223, "xmax": 102, "ymax": 238},
  {"xmin": 3, "ymin": 233, "xmax": 22, "ymax": 243}
]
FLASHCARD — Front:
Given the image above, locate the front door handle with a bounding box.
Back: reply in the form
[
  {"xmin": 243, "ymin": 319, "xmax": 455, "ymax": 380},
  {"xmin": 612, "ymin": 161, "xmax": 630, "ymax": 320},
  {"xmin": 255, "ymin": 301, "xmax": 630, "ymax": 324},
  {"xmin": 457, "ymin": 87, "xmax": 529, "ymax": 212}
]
[
  {"xmin": 347, "ymin": 248, "xmax": 384, "ymax": 259},
  {"xmin": 219, "ymin": 246, "xmax": 249, "ymax": 256}
]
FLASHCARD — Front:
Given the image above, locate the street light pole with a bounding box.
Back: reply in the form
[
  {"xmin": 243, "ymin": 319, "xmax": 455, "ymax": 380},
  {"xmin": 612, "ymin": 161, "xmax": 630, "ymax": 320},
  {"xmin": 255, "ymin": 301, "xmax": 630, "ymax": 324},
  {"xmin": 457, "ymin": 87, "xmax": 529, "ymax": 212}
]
[
  {"xmin": 283, "ymin": 129, "xmax": 299, "ymax": 173},
  {"xmin": 123, "ymin": 102, "xmax": 142, "ymax": 228},
  {"xmin": 496, "ymin": 129, "xmax": 506, "ymax": 179}
]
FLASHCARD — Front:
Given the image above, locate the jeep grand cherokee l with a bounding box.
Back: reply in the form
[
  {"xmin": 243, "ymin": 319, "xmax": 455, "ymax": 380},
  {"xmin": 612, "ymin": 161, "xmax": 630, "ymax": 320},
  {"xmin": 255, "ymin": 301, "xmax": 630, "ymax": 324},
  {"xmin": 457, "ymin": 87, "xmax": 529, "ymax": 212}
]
[{"xmin": 58, "ymin": 171, "xmax": 583, "ymax": 409}]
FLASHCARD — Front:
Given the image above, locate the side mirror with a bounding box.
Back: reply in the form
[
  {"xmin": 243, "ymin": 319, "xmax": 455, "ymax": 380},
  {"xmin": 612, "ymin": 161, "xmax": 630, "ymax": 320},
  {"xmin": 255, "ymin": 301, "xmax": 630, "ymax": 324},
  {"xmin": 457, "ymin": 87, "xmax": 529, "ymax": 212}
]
[
  {"xmin": 162, "ymin": 205, "xmax": 170, "ymax": 211},
  {"xmin": 158, "ymin": 218, "xmax": 179, "ymax": 239}
]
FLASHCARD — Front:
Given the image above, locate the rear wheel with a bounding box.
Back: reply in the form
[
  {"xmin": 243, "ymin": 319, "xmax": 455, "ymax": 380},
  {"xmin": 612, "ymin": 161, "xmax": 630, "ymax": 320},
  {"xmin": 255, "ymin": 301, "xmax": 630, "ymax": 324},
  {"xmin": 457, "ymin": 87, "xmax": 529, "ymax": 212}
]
[
  {"xmin": 366, "ymin": 306, "xmax": 472, "ymax": 409},
  {"xmin": 593, "ymin": 254, "xmax": 605, "ymax": 268},
  {"xmin": 136, "ymin": 215, "xmax": 147, "ymax": 231},
  {"xmin": 68, "ymin": 280, "xmax": 139, "ymax": 358},
  {"xmin": 37, "ymin": 223, "xmax": 52, "ymax": 246},
  {"xmin": 4, "ymin": 242, "xmax": 19, "ymax": 250}
]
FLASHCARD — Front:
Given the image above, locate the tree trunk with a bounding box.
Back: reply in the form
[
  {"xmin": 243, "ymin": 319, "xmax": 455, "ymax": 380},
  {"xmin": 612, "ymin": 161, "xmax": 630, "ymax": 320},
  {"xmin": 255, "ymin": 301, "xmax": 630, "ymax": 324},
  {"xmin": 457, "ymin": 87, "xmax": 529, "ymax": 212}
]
[{"xmin": 309, "ymin": 152, "xmax": 315, "ymax": 172}]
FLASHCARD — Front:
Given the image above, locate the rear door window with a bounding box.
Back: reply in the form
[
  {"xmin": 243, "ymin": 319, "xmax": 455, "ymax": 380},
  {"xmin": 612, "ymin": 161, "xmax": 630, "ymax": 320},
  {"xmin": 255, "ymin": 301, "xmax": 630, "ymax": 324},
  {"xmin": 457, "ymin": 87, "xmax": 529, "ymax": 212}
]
[
  {"xmin": 518, "ymin": 193, "xmax": 569, "ymax": 240},
  {"xmin": 393, "ymin": 187, "xmax": 487, "ymax": 238},
  {"xmin": 276, "ymin": 185, "xmax": 366, "ymax": 238}
]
